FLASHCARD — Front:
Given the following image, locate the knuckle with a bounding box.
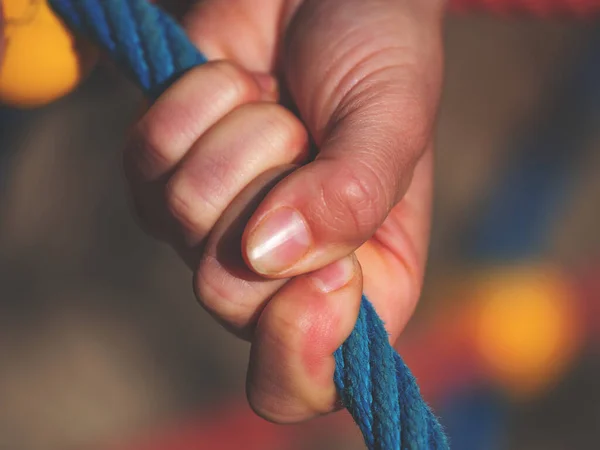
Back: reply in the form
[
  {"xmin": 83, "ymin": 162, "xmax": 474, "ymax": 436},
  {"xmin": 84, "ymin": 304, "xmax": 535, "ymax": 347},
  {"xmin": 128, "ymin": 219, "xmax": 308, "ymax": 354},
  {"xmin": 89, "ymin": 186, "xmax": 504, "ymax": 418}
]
[
  {"xmin": 124, "ymin": 118, "xmax": 174, "ymax": 181},
  {"xmin": 165, "ymin": 174, "xmax": 216, "ymax": 238},
  {"xmin": 210, "ymin": 60, "xmax": 261, "ymax": 104},
  {"xmin": 262, "ymin": 104, "xmax": 308, "ymax": 156},
  {"xmin": 124, "ymin": 61, "xmax": 262, "ymax": 183},
  {"xmin": 320, "ymin": 162, "xmax": 388, "ymax": 241},
  {"xmin": 238, "ymin": 103, "xmax": 308, "ymax": 158},
  {"xmin": 194, "ymin": 258, "xmax": 230, "ymax": 314},
  {"xmin": 247, "ymin": 383, "xmax": 329, "ymax": 425},
  {"xmin": 193, "ymin": 256, "xmax": 254, "ymax": 331},
  {"xmin": 247, "ymin": 393, "xmax": 296, "ymax": 425}
]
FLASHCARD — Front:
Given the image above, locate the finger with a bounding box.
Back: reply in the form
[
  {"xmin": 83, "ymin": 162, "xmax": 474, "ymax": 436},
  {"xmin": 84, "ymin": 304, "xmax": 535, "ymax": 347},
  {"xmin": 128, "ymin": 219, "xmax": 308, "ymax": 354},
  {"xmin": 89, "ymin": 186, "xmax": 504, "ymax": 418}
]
[
  {"xmin": 124, "ymin": 60, "xmax": 274, "ymax": 184},
  {"xmin": 123, "ymin": 61, "xmax": 278, "ymax": 241},
  {"xmin": 241, "ymin": 0, "xmax": 444, "ymax": 277},
  {"xmin": 195, "ymin": 144, "xmax": 431, "ymax": 351},
  {"xmin": 194, "ymin": 165, "xmax": 296, "ymax": 339},
  {"xmin": 166, "ymin": 102, "xmax": 308, "ymax": 261},
  {"xmin": 246, "ymin": 254, "xmax": 363, "ymax": 423},
  {"xmin": 241, "ymin": 152, "xmax": 431, "ymax": 426},
  {"xmin": 192, "ymin": 166, "xmax": 362, "ymax": 423}
]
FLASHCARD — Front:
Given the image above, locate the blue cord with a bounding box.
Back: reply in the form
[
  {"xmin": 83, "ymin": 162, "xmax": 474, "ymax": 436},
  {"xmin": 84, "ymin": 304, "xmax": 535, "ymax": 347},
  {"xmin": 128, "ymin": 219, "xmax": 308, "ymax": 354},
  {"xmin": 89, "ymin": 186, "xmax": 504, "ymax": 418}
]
[
  {"xmin": 47, "ymin": 1, "xmax": 449, "ymax": 448},
  {"xmin": 49, "ymin": 0, "xmax": 206, "ymax": 99}
]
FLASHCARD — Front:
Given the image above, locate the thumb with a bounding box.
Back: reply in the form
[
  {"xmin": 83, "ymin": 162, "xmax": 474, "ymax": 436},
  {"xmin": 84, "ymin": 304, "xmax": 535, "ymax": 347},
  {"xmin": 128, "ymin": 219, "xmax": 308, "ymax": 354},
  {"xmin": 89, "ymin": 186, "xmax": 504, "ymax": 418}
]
[{"xmin": 241, "ymin": 0, "xmax": 445, "ymax": 277}]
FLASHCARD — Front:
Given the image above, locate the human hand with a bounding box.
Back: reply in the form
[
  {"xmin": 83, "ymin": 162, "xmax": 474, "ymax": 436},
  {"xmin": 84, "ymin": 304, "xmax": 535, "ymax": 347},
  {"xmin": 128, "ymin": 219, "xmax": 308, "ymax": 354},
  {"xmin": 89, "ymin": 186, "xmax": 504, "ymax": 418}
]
[{"xmin": 125, "ymin": 0, "xmax": 445, "ymax": 423}]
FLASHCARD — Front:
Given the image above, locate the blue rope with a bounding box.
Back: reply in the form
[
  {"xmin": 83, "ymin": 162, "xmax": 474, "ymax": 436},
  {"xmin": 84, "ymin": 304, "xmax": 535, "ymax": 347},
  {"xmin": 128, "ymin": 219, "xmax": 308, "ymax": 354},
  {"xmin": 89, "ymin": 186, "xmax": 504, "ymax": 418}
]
[{"xmin": 47, "ymin": 1, "xmax": 449, "ymax": 448}]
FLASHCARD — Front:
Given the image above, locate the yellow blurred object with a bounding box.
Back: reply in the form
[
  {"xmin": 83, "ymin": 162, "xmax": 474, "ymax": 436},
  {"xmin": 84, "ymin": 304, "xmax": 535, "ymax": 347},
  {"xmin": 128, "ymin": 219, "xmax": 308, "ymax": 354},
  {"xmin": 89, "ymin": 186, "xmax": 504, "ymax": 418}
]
[
  {"xmin": 0, "ymin": 0, "xmax": 97, "ymax": 107},
  {"xmin": 471, "ymin": 265, "xmax": 582, "ymax": 398}
]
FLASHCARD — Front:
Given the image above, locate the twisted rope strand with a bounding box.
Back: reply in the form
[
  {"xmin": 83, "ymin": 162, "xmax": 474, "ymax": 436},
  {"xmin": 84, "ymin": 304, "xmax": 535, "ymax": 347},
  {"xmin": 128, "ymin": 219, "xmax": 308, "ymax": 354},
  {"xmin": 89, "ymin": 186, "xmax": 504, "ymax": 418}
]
[
  {"xmin": 47, "ymin": 1, "xmax": 448, "ymax": 448},
  {"xmin": 50, "ymin": 0, "xmax": 207, "ymax": 98}
]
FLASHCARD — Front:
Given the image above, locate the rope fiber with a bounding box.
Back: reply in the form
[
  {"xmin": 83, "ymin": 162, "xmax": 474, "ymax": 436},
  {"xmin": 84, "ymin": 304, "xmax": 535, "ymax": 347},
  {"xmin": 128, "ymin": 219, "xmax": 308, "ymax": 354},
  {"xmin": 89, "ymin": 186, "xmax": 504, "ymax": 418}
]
[{"xmin": 47, "ymin": 0, "xmax": 449, "ymax": 449}]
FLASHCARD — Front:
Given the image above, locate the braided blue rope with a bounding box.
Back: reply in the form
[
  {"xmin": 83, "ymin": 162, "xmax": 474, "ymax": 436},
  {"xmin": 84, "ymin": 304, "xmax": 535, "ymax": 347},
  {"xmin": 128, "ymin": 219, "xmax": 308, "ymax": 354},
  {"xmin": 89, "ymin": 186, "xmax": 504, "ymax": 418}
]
[{"xmin": 47, "ymin": 1, "xmax": 449, "ymax": 448}]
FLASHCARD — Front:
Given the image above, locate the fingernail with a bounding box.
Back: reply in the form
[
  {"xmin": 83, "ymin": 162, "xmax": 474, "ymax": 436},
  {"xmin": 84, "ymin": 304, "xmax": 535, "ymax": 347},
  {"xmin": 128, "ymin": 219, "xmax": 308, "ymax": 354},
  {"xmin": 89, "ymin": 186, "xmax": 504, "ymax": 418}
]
[
  {"xmin": 247, "ymin": 208, "xmax": 311, "ymax": 274},
  {"xmin": 310, "ymin": 256, "xmax": 356, "ymax": 293}
]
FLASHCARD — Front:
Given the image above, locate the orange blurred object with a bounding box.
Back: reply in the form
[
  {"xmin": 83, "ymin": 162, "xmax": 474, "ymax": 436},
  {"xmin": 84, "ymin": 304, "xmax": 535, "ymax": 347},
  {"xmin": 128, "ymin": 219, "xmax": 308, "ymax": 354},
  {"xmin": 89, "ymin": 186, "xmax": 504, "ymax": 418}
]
[
  {"xmin": 470, "ymin": 265, "xmax": 584, "ymax": 398},
  {"xmin": 0, "ymin": 0, "xmax": 97, "ymax": 107}
]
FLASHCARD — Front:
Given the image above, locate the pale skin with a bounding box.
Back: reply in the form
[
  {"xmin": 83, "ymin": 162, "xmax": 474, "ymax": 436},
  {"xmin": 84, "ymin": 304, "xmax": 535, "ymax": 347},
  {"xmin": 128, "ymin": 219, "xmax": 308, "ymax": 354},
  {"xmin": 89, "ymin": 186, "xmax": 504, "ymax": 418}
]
[{"xmin": 124, "ymin": 0, "xmax": 446, "ymax": 423}]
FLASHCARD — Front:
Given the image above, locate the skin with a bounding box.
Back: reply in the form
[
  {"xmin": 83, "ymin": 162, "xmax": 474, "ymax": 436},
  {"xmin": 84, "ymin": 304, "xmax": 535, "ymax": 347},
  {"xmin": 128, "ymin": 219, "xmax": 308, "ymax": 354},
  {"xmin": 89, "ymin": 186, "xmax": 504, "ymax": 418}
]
[{"xmin": 131, "ymin": 0, "xmax": 446, "ymax": 424}]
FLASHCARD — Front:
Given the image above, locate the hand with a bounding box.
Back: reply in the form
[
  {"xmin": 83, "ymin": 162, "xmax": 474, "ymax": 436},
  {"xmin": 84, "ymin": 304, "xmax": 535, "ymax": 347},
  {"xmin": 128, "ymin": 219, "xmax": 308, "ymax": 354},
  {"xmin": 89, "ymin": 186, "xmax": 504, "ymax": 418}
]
[{"xmin": 125, "ymin": 0, "xmax": 445, "ymax": 423}]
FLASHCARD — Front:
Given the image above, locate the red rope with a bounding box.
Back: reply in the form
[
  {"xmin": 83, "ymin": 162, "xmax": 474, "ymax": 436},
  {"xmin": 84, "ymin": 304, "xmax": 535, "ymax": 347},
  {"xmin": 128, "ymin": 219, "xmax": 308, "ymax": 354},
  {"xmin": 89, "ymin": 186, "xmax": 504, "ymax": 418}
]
[{"xmin": 449, "ymin": 0, "xmax": 600, "ymax": 17}]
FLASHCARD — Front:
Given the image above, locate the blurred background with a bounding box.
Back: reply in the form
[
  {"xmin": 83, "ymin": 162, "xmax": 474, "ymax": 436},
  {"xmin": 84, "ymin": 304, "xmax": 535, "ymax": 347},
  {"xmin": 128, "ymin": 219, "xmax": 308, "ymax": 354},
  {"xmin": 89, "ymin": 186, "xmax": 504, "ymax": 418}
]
[{"xmin": 1, "ymin": 5, "xmax": 600, "ymax": 450}]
